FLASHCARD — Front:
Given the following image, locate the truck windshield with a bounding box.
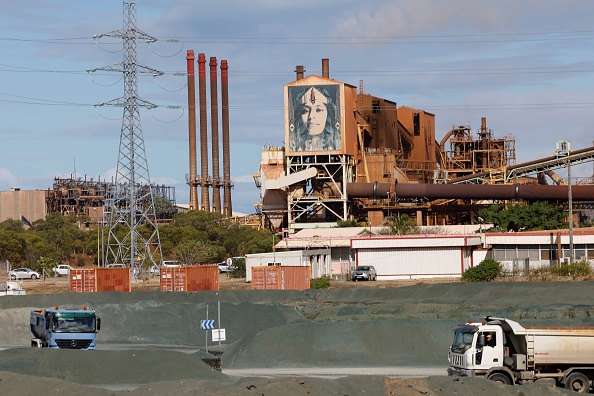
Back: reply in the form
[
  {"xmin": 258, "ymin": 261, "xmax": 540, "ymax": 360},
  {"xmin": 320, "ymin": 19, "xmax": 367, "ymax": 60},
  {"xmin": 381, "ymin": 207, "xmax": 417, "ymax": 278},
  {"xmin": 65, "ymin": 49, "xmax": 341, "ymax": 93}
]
[
  {"xmin": 451, "ymin": 331, "xmax": 475, "ymax": 353},
  {"xmin": 53, "ymin": 313, "xmax": 95, "ymax": 333}
]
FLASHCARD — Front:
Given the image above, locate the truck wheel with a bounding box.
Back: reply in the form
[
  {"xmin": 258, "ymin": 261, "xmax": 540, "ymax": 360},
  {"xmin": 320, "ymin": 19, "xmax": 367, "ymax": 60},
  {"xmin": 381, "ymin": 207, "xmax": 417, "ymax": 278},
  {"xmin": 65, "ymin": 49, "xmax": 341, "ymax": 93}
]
[
  {"xmin": 565, "ymin": 372, "xmax": 590, "ymax": 393},
  {"xmin": 487, "ymin": 372, "xmax": 512, "ymax": 385}
]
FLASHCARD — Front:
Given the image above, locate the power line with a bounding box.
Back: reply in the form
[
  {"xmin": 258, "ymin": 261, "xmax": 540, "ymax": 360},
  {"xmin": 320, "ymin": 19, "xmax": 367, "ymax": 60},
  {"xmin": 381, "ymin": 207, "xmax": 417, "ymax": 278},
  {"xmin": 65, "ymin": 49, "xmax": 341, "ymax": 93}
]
[{"xmin": 2, "ymin": 29, "xmax": 594, "ymax": 45}]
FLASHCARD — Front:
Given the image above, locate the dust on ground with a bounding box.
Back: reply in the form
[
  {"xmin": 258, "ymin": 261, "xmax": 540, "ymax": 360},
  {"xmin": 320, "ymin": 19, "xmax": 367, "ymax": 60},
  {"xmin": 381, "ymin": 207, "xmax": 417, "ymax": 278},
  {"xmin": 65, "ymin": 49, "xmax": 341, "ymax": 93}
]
[{"xmin": 0, "ymin": 279, "xmax": 591, "ymax": 395}]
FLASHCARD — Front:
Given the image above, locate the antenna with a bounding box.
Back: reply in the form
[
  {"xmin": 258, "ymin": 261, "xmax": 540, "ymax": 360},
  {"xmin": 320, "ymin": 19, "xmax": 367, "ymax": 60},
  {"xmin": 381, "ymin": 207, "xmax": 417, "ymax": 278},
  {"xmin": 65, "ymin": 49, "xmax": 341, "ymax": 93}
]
[{"xmin": 90, "ymin": 1, "xmax": 162, "ymax": 274}]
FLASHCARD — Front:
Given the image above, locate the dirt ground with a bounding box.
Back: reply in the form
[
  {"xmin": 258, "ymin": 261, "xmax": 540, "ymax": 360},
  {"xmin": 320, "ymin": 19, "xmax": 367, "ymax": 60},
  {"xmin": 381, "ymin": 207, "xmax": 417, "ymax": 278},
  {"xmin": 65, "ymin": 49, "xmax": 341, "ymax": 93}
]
[{"xmin": 0, "ymin": 278, "xmax": 590, "ymax": 395}]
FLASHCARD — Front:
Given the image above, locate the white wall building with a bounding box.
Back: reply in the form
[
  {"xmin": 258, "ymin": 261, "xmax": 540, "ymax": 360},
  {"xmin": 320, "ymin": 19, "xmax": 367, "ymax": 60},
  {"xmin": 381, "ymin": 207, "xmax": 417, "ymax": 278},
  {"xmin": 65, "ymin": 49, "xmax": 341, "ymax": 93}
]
[
  {"xmin": 245, "ymin": 249, "xmax": 331, "ymax": 282},
  {"xmin": 351, "ymin": 235, "xmax": 482, "ymax": 280},
  {"xmin": 483, "ymin": 230, "xmax": 594, "ymax": 272}
]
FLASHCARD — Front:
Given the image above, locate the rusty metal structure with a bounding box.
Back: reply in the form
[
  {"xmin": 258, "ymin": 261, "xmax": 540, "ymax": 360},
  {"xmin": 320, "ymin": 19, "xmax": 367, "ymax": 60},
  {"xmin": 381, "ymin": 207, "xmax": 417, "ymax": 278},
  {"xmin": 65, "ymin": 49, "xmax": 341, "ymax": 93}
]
[
  {"xmin": 46, "ymin": 177, "xmax": 176, "ymax": 222},
  {"xmin": 438, "ymin": 117, "xmax": 516, "ymax": 180},
  {"xmin": 255, "ymin": 58, "xmax": 594, "ymax": 232}
]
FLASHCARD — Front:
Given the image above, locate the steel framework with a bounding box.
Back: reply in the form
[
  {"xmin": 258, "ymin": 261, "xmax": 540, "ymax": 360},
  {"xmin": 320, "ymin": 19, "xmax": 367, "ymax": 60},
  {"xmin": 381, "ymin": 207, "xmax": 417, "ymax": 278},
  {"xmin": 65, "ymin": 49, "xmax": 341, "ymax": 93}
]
[
  {"xmin": 286, "ymin": 154, "xmax": 352, "ymax": 228},
  {"xmin": 91, "ymin": 1, "xmax": 162, "ymax": 273}
]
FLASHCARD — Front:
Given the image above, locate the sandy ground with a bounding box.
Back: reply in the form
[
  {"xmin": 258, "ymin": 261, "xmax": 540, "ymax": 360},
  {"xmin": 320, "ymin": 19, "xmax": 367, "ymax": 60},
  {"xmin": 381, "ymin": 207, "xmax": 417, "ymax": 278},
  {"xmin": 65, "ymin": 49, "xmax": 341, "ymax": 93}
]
[{"xmin": 0, "ymin": 278, "xmax": 589, "ymax": 395}]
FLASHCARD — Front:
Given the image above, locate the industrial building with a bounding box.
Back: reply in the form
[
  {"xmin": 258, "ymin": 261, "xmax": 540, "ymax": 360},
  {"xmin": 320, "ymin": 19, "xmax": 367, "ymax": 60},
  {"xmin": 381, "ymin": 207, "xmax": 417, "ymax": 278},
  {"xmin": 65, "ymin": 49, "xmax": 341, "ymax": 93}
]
[
  {"xmin": 255, "ymin": 59, "xmax": 594, "ymax": 233},
  {"xmin": 0, "ymin": 177, "xmax": 177, "ymax": 226},
  {"xmin": 273, "ymin": 227, "xmax": 594, "ymax": 281}
]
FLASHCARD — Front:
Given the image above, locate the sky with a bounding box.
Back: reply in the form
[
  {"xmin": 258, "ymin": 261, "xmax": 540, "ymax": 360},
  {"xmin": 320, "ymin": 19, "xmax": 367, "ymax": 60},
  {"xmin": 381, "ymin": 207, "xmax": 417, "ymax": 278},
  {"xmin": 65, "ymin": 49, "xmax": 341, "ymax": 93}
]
[{"xmin": 2, "ymin": 0, "xmax": 594, "ymax": 215}]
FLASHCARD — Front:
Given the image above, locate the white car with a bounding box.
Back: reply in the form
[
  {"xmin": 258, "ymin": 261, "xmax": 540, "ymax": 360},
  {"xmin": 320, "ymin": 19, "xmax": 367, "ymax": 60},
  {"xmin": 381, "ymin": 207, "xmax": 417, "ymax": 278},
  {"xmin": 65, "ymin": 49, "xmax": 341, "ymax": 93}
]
[
  {"xmin": 106, "ymin": 264, "xmax": 127, "ymax": 268},
  {"xmin": 9, "ymin": 268, "xmax": 40, "ymax": 280},
  {"xmin": 52, "ymin": 264, "xmax": 72, "ymax": 277}
]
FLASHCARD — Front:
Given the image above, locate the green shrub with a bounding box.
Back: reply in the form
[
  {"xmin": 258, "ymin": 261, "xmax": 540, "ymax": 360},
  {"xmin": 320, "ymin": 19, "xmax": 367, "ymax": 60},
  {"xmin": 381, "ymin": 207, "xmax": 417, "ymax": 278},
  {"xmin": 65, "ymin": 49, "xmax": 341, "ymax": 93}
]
[
  {"xmin": 228, "ymin": 257, "xmax": 246, "ymax": 278},
  {"xmin": 461, "ymin": 258, "xmax": 502, "ymax": 282},
  {"xmin": 310, "ymin": 275, "xmax": 331, "ymax": 289},
  {"xmin": 549, "ymin": 259, "xmax": 592, "ymax": 277}
]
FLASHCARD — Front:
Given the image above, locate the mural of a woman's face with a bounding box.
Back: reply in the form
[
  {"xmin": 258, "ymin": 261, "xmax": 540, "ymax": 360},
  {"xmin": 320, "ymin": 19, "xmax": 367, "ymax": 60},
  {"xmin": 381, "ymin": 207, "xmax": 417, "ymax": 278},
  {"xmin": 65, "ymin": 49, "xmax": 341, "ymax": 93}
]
[{"xmin": 299, "ymin": 87, "xmax": 328, "ymax": 136}]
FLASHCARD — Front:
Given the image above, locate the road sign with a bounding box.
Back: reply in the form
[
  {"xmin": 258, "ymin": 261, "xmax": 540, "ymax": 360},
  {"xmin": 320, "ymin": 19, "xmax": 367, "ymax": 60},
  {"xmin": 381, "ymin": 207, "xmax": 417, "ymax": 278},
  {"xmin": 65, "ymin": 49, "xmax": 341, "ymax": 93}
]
[
  {"xmin": 200, "ymin": 319, "xmax": 215, "ymax": 330},
  {"xmin": 212, "ymin": 328, "xmax": 226, "ymax": 342}
]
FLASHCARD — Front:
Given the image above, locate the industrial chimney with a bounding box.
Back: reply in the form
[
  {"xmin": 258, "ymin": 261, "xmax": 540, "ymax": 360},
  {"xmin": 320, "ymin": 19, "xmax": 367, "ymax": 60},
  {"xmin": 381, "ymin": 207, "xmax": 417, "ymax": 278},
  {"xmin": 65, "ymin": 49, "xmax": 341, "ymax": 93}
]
[
  {"xmin": 322, "ymin": 58, "xmax": 329, "ymax": 78},
  {"xmin": 186, "ymin": 50, "xmax": 198, "ymax": 210},
  {"xmin": 221, "ymin": 60, "xmax": 232, "ymax": 216},
  {"xmin": 198, "ymin": 53, "xmax": 210, "ymax": 211},
  {"xmin": 295, "ymin": 65, "xmax": 305, "ymax": 80},
  {"xmin": 210, "ymin": 57, "xmax": 221, "ymax": 213}
]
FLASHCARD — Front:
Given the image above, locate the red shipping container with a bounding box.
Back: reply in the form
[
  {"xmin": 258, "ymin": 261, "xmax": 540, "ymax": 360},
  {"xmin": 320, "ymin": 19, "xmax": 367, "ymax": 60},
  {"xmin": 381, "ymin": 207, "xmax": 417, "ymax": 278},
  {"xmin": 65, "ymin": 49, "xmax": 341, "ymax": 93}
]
[
  {"xmin": 160, "ymin": 266, "xmax": 219, "ymax": 292},
  {"xmin": 252, "ymin": 266, "xmax": 310, "ymax": 290},
  {"xmin": 96, "ymin": 268, "xmax": 131, "ymax": 292},
  {"xmin": 70, "ymin": 269, "xmax": 96, "ymax": 293},
  {"xmin": 70, "ymin": 268, "xmax": 131, "ymax": 293}
]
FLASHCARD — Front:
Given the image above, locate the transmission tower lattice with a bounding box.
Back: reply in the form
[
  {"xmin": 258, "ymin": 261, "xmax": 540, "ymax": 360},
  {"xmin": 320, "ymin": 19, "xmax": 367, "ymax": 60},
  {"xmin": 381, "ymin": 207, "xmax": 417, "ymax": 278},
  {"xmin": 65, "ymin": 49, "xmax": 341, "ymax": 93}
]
[{"xmin": 91, "ymin": 1, "xmax": 162, "ymax": 274}]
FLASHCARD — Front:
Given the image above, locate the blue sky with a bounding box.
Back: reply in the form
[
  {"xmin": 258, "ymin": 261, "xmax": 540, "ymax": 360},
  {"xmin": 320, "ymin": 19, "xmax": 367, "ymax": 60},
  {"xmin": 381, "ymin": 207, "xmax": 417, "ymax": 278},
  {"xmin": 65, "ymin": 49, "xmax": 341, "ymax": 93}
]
[{"xmin": 2, "ymin": 0, "xmax": 594, "ymax": 214}]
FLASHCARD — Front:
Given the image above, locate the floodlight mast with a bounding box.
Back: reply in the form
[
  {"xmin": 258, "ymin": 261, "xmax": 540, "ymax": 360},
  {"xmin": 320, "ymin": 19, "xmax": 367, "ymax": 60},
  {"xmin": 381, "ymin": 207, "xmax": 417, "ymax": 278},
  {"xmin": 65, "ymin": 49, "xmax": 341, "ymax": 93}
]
[{"xmin": 91, "ymin": 1, "xmax": 162, "ymax": 275}]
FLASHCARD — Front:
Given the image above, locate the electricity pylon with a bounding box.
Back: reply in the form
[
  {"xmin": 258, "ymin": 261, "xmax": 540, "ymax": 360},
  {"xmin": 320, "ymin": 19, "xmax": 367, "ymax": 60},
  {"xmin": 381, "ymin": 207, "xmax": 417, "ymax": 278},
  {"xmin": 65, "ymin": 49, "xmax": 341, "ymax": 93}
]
[{"xmin": 90, "ymin": 1, "xmax": 162, "ymax": 275}]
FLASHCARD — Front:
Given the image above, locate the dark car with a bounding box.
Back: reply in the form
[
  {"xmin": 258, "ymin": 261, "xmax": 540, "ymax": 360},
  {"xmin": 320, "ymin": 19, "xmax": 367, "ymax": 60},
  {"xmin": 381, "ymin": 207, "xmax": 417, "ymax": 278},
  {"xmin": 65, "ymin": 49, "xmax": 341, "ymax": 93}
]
[{"xmin": 351, "ymin": 265, "xmax": 377, "ymax": 281}]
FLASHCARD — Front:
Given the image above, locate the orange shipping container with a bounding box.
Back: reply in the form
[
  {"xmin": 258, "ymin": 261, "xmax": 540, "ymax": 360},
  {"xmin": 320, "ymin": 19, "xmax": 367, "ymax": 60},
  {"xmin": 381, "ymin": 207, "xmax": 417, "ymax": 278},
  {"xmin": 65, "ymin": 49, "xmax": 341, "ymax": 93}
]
[
  {"xmin": 70, "ymin": 268, "xmax": 131, "ymax": 293},
  {"xmin": 70, "ymin": 269, "xmax": 96, "ymax": 293},
  {"xmin": 160, "ymin": 266, "xmax": 219, "ymax": 292},
  {"xmin": 252, "ymin": 266, "xmax": 310, "ymax": 291},
  {"xmin": 96, "ymin": 268, "xmax": 131, "ymax": 292}
]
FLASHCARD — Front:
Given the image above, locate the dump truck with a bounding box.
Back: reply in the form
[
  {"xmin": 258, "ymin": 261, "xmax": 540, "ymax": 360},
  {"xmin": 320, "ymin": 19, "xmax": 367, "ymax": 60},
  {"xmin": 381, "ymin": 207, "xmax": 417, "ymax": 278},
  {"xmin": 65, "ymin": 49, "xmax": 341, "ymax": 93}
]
[
  {"xmin": 448, "ymin": 316, "xmax": 594, "ymax": 392},
  {"xmin": 30, "ymin": 305, "xmax": 101, "ymax": 350}
]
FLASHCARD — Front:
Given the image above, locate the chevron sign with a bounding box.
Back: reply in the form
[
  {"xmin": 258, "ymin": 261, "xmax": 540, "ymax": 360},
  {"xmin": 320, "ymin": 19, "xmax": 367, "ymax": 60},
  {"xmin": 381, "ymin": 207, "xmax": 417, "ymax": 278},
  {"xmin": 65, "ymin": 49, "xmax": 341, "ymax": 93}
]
[{"xmin": 200, "ymin": 320, "xmax": 215, "ymax": 330}]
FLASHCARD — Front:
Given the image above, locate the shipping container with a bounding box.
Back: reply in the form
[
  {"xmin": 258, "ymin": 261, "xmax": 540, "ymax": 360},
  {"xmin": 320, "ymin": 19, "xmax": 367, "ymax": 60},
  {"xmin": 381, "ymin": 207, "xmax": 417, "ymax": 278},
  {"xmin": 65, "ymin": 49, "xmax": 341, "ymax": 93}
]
[
  {"xmin": 252, "ymin": 266, "xmax": 309, "ymax": 290},
  {"xmin": 160, "ymin": 265, "xmax": 219, "ymax": 292},
  {"xmin": 70, "ymin": 268, "xmax": 131, "ymax": 293}
]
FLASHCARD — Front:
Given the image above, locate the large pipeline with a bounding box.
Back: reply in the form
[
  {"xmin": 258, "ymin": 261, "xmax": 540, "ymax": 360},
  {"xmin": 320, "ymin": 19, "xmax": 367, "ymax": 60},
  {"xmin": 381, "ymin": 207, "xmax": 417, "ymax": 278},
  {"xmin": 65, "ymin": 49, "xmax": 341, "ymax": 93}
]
[
  {"xmin": 186, "ymin": 50, "xmax": 198, "ymax": 210},
  {"xmin": 221, "ymin": 60, "xmax": 232, "ymax": 216},
  {"xmin": 347, "ymin": 182, "xmax": 594, "ymax": 201},
  {"xmin": 210, "ymin": 57, "xmax": 221, "ymax": 213},
  {"xmin": 198, "ymin": 54, "xmax": 210, "ymax": 211}
]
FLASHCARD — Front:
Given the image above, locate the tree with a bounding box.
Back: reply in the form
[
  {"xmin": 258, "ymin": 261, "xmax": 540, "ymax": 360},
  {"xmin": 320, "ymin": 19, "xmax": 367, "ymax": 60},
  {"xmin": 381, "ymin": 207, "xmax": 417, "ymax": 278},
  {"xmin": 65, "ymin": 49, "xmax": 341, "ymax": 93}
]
[
  {"xmin": 387, "ymin": 214, "xmax": 417, "ymax": 235},
  {"xmin": 0, "ymin": 230, "xmax": 26, "ymax": 265},
  {"xmin": 175, "ymin": 240, "xmax": 221, "ymax": 265},
  {"xmin": 0, "ymin": 219, "xmax": 24, "ymax": 232},
  {"xmin": 37, "ymin": 256, "xmax": 58, "ymax": 278},
  {"xmin": 479, "ymin": 201, "xmax": 566, "ymax": 232},
  {"xmin": 336, "ymin": 219, "xmax": 365, "ymax": 227}
]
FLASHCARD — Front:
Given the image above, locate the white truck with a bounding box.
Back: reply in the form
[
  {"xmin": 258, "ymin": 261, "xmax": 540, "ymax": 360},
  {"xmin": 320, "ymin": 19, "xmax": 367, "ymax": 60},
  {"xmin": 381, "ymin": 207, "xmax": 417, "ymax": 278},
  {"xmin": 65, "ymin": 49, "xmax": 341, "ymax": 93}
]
[{"xmin": 448, "ymin": 316, "xmax": 594, "ymax": 393}]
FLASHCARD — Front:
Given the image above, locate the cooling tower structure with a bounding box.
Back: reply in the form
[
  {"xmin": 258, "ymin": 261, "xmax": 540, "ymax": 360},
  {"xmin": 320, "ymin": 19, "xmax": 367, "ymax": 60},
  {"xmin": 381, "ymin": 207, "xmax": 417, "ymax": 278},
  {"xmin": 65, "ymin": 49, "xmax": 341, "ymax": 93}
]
[{"xmin": 186, "ymin": 52, "xmax": 233, "ymax": 215}]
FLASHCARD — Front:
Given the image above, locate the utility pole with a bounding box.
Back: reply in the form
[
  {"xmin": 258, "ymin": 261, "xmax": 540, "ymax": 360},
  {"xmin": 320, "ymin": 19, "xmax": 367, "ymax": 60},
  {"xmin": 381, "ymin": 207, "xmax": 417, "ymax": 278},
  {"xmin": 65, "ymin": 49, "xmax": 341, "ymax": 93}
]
[
  {"xmin": 555, "ymin": 141, "xmax": 573, "ymax": 263},
  {"xmin": 90, "ymin": 1, "xmax": 162, "ymax": 275}
]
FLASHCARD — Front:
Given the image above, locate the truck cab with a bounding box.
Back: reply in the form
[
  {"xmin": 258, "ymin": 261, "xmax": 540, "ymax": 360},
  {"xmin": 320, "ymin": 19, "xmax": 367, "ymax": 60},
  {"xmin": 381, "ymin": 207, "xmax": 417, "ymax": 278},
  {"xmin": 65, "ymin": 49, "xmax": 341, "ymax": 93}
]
[
  {"xmin": 30, "ymin": 306, "xmax": 101, "ymax": 350},
  {"xmin": 449, "ymin": 321, "xmax": 505, "ymax": 377}
]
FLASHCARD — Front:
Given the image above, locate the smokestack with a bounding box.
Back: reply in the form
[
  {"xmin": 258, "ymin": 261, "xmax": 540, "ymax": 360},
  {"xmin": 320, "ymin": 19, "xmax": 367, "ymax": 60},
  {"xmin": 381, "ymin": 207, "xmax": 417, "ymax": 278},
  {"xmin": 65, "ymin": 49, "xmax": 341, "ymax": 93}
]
[
  {"xmin": 198, "ymin": 53, "xmax": 210, "ymax": 211},
  {"xmin": 221, "ymin": 60, "xmax": 232, "ymax": 216},
  {"xmin": 210, "ymin": 57, "xmax": 221, "ymax": 213},
  {"xmin": 186, "ymin": 50, "xmax": 199, "ymax": 210},
  {"xmin": 322, "ymin": 58, "xmax": 329, "ymax": 78},
  {"xmin": 295, "ymin": 65, "xmax": 305, "ymax": 80}
]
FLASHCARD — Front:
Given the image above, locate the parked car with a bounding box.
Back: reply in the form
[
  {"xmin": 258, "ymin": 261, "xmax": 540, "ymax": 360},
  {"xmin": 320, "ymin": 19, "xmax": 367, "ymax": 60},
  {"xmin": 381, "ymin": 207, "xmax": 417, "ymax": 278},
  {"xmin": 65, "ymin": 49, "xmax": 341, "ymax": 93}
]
[
  {"xmin": 9, "ymin": 268, "xmax": 40, "ymax": 280},
  {"xmin": 162, "ymin": 261, "xmax": 181, "ymax": 267},
  {"xmin": 351, "ymin": 265, "xmax": 377, "ymax": 281},
  {"xmin": 218, "ymin": 262, "xmax": 229, "ymax": 273},
  {"xmin": 133, "ymin": 265, "xmax": 159, "ymax": 277},
  {"xmin": 52, "ymin": 264, "xmax": 72, "ymax": 277},
  {"xmin": 106, "ymin": 264, "xmax": 127, "ymax": 268}
]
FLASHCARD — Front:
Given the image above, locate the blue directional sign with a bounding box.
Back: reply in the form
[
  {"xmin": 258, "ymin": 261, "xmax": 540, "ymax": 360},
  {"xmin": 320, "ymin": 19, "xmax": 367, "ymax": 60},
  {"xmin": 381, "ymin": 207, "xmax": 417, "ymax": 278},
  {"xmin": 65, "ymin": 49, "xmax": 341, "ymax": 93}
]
[{"xmin": 200, "ymin": 319, "xmax": 215, "ymax": 330}]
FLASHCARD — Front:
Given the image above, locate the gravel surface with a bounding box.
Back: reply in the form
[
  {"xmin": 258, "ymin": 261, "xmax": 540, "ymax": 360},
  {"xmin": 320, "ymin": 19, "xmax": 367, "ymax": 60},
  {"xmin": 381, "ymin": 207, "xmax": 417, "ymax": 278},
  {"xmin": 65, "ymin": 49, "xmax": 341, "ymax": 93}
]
[{"xmin": 0, "ymin": 280, "xmax": 591, "ymax": 395}]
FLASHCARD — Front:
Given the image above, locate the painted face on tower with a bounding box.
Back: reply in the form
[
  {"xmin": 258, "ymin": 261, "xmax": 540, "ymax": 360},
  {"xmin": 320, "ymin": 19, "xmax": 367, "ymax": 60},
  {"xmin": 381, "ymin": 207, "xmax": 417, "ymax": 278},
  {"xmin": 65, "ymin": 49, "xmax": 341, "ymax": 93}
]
[{"xmin": 299, "ymin": 87, "xmax": 328, "ymax": 136}]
